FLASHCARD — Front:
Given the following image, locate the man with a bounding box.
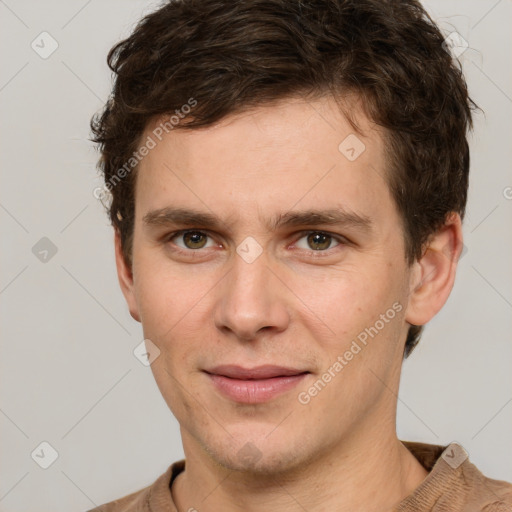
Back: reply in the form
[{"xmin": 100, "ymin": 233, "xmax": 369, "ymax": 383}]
[{"xmin": 88, "ymin": 0, "xmax": 512, "ymax": 510}]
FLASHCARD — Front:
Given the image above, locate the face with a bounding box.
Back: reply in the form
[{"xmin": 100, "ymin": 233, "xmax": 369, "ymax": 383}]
[{"xmin": 117, "ymin": 95, "xmax": 419, "ymax": 475}]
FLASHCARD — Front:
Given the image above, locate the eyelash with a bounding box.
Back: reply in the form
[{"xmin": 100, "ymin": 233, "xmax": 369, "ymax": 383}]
[{"xmin": 164, "ymin": 229, "xmax": 348, "ymax": 257}]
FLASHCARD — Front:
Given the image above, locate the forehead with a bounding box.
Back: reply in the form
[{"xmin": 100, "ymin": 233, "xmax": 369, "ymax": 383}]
[{"xmin": 135, "ymin": 96, "xmax": 395, "ymax": 232}]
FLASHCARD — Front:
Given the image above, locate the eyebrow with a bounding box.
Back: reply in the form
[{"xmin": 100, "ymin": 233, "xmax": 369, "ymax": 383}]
[{"xmin": 143, "ymin": 206, "xmax": 373, "ymax": 235}]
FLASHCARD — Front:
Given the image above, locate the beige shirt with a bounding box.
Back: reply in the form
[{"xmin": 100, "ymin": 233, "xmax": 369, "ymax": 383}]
[{"xmin": 88, "ymin": 441, "xmax": 512, "ymax": 511}]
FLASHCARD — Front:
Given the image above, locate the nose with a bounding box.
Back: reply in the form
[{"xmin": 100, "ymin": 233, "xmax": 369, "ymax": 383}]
[{"xmin": 213, "ymin": 249, "xmax": 290, "ymax": 342}]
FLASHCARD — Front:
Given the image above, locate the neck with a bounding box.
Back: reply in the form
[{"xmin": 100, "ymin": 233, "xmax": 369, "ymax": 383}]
[{"xmin": 172, "ymin": 425, "xmax": 428, "ymax": 512}]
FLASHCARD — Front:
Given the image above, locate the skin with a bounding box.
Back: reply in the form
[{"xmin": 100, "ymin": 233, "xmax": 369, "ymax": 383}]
[{"xmin": 115, "ymin": 95, "xmax": 463, "ymax": 512}]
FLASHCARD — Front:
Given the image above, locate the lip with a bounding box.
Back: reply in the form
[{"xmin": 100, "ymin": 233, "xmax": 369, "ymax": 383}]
[
  {"xmin": 205, "ymin": 364, "xmax": 308, "ymax": 379},
  {"xmin": 204, "ymin": 365, "xmax": 310, "ymax": 404}
]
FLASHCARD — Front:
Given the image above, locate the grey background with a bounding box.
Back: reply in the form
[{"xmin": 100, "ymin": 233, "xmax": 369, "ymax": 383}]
[{"xmin": 0, "ymin": 0, "xmax": 511, "ymax": 510}]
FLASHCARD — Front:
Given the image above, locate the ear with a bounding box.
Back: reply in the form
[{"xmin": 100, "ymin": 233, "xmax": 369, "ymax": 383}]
[
  {"xmin": 114, "ymin": 229, "xmax": 141, "ymax": 323},
  {"xmin": 404, "ymin": 212, "xmax": 464, "ymax": 327}
]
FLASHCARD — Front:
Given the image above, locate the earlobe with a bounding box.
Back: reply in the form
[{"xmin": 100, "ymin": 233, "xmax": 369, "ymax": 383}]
[
  {"xmin": 404, "ymin": 212, "xmax": 463, "ymax": 328},
  {"xmin": 114, "ymin": 230, "xmax": 141, "ymax": 323}
]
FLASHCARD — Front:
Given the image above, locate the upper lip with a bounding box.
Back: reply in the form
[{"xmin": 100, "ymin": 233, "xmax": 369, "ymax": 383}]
[{"xmin": 204, "ymin": 365, "xmax": 309, "ymax": 380}]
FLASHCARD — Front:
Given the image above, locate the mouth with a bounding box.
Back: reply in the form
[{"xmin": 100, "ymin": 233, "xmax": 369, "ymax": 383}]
[{"xmin": 203, "ymin": 365, "xmax": 310, "ymax": 404}]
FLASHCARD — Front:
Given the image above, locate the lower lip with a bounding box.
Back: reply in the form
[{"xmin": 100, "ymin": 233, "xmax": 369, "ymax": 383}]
[{"xmin": 206, "ymin": 372, "xmax": 309, "ymax": 404}]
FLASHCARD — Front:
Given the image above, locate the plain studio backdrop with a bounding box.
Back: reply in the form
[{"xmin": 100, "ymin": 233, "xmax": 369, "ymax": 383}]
[{"xmin": 0, "ymin": 1, "xmax": 511, "ymax": 510}]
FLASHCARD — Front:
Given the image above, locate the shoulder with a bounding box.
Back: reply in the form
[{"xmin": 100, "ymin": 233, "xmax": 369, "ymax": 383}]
[
  {"xmin": 477, "ymin": 472, "xmax": 512, "ymax": 511},
  {"xmin": 85, "ymin": 461, "xmax": 183, "ymax": 512},
  {"xmin": 399, "ymin": 441, "xmax": 512, "ymax": 512},
  {"xmin": 456, "ymin": 446, "xmax": 512, "ymax": 511},
  {"xmin": 86, "ymin": 483, "xmax": 152, "ymax": 512}
]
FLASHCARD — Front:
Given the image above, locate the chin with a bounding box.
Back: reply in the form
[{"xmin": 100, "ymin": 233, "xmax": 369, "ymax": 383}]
[{"xmin": 202, "ymin": 432, "xmax": 310, "ymax": 476}]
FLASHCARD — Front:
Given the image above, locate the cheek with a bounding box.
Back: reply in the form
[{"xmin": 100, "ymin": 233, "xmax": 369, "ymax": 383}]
[
  {"xmin": 133, "ymin": 259, "xmax": 192, "ymax": 341},
  {"xmin": 291, "ymin": 264, "xmax": 397, "ymax": 347},
  {"xmin": 149, "ymin": 357, "xmax": 200, "ymax": 424},
  {"xmin": 133, "ymin": 258, "xmax": 218, "ymax": 368}
]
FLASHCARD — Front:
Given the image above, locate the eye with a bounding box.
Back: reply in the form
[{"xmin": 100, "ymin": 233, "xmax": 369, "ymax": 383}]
[
  {"xmin": 165, "ymin": 229, "xmax": 346, "ymax": 256},
  {"xmin": 168, "ymin": 230, "xmax": 217, "ymax": 251},
  {"xmin": 294, "ymin": 231, "xmax": 344, "ymax": 252}
]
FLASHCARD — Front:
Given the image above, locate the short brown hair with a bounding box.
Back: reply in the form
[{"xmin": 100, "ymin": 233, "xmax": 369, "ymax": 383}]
[{"xmin": 90, "ymin": 0, "xmax": 479, "ymax": 357}]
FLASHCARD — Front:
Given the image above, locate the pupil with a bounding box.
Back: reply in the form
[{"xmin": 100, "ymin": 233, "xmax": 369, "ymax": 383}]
[
  {"xmin": 185, "ymin": 232, "xmax": 206, "ymax": 248},
  {"xmin": 309, "ymin": 233, "xmax": 330, "ymax": 250}
]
